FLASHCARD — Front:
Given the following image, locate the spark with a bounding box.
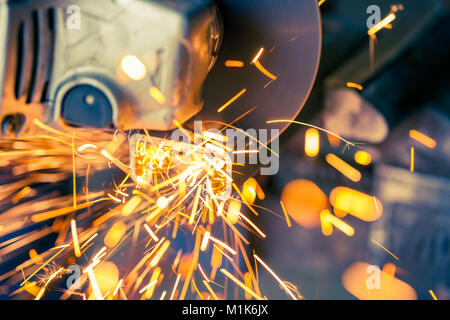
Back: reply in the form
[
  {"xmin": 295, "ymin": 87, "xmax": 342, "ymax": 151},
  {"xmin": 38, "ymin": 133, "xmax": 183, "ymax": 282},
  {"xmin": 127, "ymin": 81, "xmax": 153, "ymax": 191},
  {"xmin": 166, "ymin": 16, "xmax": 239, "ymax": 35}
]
[
  {"xmin": 320, "ymin": 210, "xmax": 355, "ymax": 237},
  {"xmin": 144, "ymin": 268, "xmax": 161, "ymax": 299},
  {"xmin": 113, "ymin": 279, "xmax": 123, "ymax": 297},
  {"xmin": 169, "ymin": 274, "xmax": 181, "ymax": 300},
  {"xmin": 305, "ymin": 128, "xmax": 320, "ymax": 157},
  {"xmin": 354, "ymin": 150, "xmax": 372, "ymax": 166},
  {"xmin": 21, "ymin": 246, "xmax": 67, "ymax": 286},
  {"xmin": 346, "ymin": 82, "xmax": 363, "ymax": 91},
  {"xmin": 1, "ymin": 114, "xmax": 307, "ymax": 301},
  {"xmin": 209, "ymin": 235, "xmax": 237, "ymax": 256},
  {"xmin": 371, "ymin": 240, "xmax": 399, "ymax": 260},
  {"xmin": 238, "ymin": 213, "xmax": 266, "ymax": 238},
  {"xmin": 225, "ymin": 60, "xmax": 244, "ymax": 68},
  {"xmin": 410, "ymin": 147, "xmax": 415, "ymax": 172},
  {"xmin": 368, "ymin": 13, "xmax": 396, "ymax": 36},
  {"xmin": 201, "ymin": 231, "xmax": 211, "ymax": 251},
  {"xmin": 144, "ymin": 224, "xmax": 159, "ymax": 242},
  {"xmin": 198, "ymin": 264, "xmax": 210, "ymax": 283},
  {"xmin": 78, "ymin": 144, "xmax": 98, "ymax": 152},
  {"xmin": 373, "ymin": 196, "xmax": 380, "ymax": 216},
  {"xmin": 70, "ymin": 219, "xmax": 81, "ymax": 257},
  {"xmin": 150, "ymin": 240, "xmax": 171, "ymax": 267},
  {"xmin": 122, "ymin": 195, "xmax": 142, "ymax": 216},
  {"xmin": 250, "ymin": 47, "xmax": 277, "ymax": 80},
  {"xmin": 267, "ymin": 120, "xmax": 358, "ymax": 149},
  {"xmin": 121, "ymin": 55, "xmax": 147, "ymax": 81},
  {"xmin": 11, "ymin": 186, "xmax": 34, "ymax": 204},
  {"xmin": 280, "ymin": 201, "xmax": 292, "ymax": 228},
  {"xmin": 149, "ymin": 86, "xmax": 166, "ymax": 104},
  {"xmin": 232, "ymin": 183, "xmax": 259, "ymax": 216},
  {"xmin": 35, "ymin": 267, "xmax": 64, "ymax": 300},
  {"xmin": 92, "ymin": 246, "xmax": 107, "ymax": 262},
  {"xmin": 253, "ymin": 61, "xmax": 277, "ymax": 80},
  {"xmin": 202, "ymin": 280, "xmax": 218, "ymax": 300},
  {"xmin": 409, "ymin": 130, "xmax": 436, "ymax": 149},
  {"xmin": 320, "ymin": 210, "xmax": 333, "ymax": 236},
  {"xmin": 108, "ymin": 193, "xmax": 122, "ymax": 203},
  {"xmin": 253, "ymin": 254, "xmax": 298, "ymax": 300},
  {"xmin": 139, "ymin": 280, "xmax": 158, "ymax": 294},
  {"xmin": 217, "ymin": 89, "xmax": 247, "ymax": 113},
  {"xmin": 429, "ymin": 290, "xmax": 438, "ymax": 300},
  {"xmin": 29, "ymin": 249, "xmax": 43, "ymax": 264},
  {"xmin": 326, "ymin": 153, "xmax": 362, "ymax": 182},
  {"xmin": 220, "ymin": 268, "xmax": 263, "ymax": 300},
  {"xmin": 179, "ymin": 231, "xmax": 202, "ymax": 300},
  {"xmin": 85, "ymin": 268, "xmax": 103, "ymax": 300},
  {"xmin": 251, "ymin": 48, "xmax": 264, "ymax": 64}
]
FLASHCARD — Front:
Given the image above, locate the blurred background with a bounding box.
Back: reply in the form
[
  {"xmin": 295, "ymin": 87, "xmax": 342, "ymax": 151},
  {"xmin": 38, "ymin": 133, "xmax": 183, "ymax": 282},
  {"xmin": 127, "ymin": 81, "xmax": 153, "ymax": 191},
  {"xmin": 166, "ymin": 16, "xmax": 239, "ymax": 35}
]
[{"xmin": 252, "ymin": 0, "xmax": 450, "ymax": 299}]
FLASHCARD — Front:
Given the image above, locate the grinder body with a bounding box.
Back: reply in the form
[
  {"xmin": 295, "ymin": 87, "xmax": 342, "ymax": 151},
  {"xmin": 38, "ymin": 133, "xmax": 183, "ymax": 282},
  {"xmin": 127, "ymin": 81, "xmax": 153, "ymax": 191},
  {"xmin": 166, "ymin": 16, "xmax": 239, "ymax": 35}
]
[{"xmin": 0, "ymin": 0, "xmax": 221, "ymax": 137}]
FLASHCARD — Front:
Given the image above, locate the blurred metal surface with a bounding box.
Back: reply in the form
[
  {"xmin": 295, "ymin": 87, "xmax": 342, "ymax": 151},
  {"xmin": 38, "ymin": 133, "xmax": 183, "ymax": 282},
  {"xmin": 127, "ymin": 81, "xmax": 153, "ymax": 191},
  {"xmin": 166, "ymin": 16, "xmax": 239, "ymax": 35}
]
[{"xmin": 370, "ymin": 164, "xmax": 450, "ymax": 299}]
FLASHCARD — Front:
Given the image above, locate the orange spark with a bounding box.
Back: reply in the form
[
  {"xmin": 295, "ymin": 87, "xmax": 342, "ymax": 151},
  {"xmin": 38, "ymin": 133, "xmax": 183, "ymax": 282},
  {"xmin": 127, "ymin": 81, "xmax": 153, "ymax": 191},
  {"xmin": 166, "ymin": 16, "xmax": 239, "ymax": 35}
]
[
  {"xmin": 346, "ymin": 82, "xmax": 363, "ymax": 91},
  {"xmin": 326, "ymin": 153, "xmax": 362, "ymax": 182},
  {"xmin": 251, "ymin": 48, "xmax": 264, "ymax": 64},
  {"xmin": 371, "ymin": 240, "xmax": 399, "ymax": 260},
  {"xmin": 280, "ymin": 201, "xmax": 292, "ymax": 228},
  {"xmin": 320, "ymin": 210, "xmax": 333, "ymax": 236},
  {"xmin": 220, "ymin": 268, "xmax": 264, "ymax": 300},
  {"xmin": 354, "ymin": 151, "xmax": 372, "ymax": 166},
  {"xmin": 122, "ymin": 195, "xmax": 142, "ymax": 216},
  {"xmin": 267, "ymin": 120, "xmax": 356, "ymax": 148},
  {"xmin": 329, "ymin": 187, "xmax": 383, "ymax": 222},
  {"xmin": 149, "ymin": 86, "xmax": 166, "ymax": 104},
  {"xmin": 368, "ymin": 13, "xmax": 396, "ymax": 36},
  {"xmin": 320, "ymin": 210, "xmax": 354, "ymax": 237},
  {"xmin": 200, "ymin": 231, "xmax": 211, "ymax": 252},
  {"xmin": 70, "ymin": 219, "xmax": 81, "ymax": 257},
  {"xmin": 31, "ymin": 200, "xmax": 101, "ymax": 223},
  {"xmin": 305, "ymin": 128, "xmax": 320, "ymax": 157},
  {"xmin": 12, "ymin": 186, "xmax": 34, "ymax": 204},
  {"xmin": 202, "ymin": 280, "xmax": 218, "ymax": 300},
  {"xmin": 217, "ymin": 89, "xmax": 247, "ymax": 113},
  {"xmin": 253, "ymin": 254, "xmax": 298, "ymax": 300},
  {"xmin": 409, "ymin": 130, "xmax": 436, "ymax": 149},
  {"xmin": 144, "ymin": 224, "xmax": 159, "ymax": 242},
  {"xmin": 170, "ymin": 274, "xmax": 181, "ymax": 300},
  {"xmin": 225, "ymin": 60, "xmax": 244, "ymax": 68},
  {"xmin": 209, "ymin": 235, "xmax": 237, "ymax": 256},
  {"xmin": 429, "ymin": 290, "xmax": 438, "ymax": 300},
  {"xmin": 239, "ymin": 213, "xmax": 267, "ymax": 239},
  {"xmin": 139, "ymin": 280, "xmax": 158, "ymax": 295},
  {"xmin": 150, "ymin": 240, "xmax": 171, "ymax": 267},
  {"xmin": 253, "ymin": 61, "xmax": 277, "ymax": 80}
]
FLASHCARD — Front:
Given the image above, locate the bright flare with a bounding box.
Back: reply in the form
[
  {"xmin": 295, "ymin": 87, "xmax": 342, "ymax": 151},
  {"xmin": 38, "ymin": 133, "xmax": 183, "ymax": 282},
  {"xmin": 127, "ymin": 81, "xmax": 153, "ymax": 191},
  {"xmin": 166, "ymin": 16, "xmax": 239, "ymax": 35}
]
[{"xmin": 121, "ymin": 55, "xmax": 147, "ymax": 81}]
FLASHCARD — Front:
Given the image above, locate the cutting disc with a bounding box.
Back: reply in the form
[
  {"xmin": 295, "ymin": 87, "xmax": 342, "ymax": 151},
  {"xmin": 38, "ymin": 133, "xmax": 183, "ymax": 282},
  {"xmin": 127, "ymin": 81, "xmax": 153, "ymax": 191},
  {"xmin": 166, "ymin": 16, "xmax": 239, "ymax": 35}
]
[{"xmin": 196, "ymin": 0, "xmax": 322, "ymax": 141}]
